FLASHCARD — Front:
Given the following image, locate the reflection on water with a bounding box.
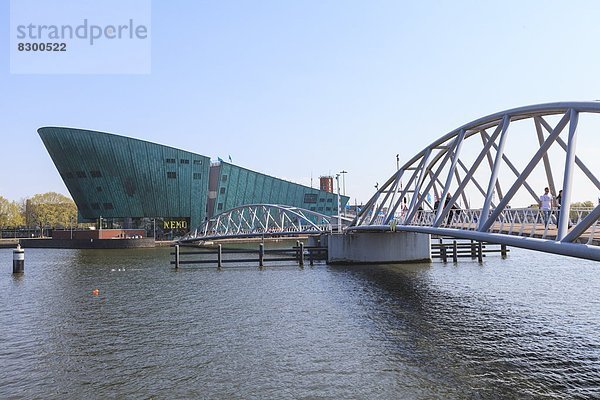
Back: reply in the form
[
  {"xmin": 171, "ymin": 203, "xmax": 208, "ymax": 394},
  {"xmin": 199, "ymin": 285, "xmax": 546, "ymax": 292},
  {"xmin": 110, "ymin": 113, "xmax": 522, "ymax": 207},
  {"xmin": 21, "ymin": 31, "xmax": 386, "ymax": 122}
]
[{"xmin": 0, "ymin": 246, "xmax": 599, "ymax": 399}]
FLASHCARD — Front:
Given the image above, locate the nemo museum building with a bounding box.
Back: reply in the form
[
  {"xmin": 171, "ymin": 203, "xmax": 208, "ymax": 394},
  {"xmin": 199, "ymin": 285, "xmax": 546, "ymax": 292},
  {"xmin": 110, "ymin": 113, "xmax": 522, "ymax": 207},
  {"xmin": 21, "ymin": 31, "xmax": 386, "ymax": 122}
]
[{"xmin": 39, "ymin": 127, "xmax": 349, "ymax": 236}]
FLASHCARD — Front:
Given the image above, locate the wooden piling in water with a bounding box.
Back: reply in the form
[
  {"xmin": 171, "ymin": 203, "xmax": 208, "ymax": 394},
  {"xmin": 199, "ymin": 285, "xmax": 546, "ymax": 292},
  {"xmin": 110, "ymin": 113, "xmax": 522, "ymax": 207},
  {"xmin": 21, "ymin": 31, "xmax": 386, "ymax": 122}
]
[
  {"xmin": 259, "ymin": 243, "xmax": 264, "ymax": 267},
  {"xmin": 217, "ymin": 244, "xmax": 222, "ymax": 268},
  {"xmin": 452, "ymin": 240, "xmax": 458, "ymax": 263},
  {"xmin": 501, "ymin": 244, "xmax": 507, "ymax": 258},
  {"xmin": 170, "ymin": 243, "xmax": 328, "ymax": 269}
]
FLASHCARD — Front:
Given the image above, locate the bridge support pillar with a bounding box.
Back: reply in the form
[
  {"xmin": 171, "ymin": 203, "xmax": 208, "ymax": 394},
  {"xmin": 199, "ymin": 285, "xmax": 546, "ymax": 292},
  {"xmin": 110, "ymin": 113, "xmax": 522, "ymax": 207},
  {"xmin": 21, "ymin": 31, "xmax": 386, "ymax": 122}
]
[{"xmin": 327, "ymin": 232, "xmax": 431, "ymax": 264}]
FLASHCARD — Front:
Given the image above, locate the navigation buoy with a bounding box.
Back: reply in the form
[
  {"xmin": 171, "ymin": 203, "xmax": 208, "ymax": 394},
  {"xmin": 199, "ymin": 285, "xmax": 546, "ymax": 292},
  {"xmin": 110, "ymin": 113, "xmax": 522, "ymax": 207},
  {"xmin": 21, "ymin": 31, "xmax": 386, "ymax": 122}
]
[
  {"xmin": 92, "ymin": 289, "xmax": 99, "ymax": 296},
  {"xmin": 13, "ymin": 244, "xmax": 24, "ymax": 274}
]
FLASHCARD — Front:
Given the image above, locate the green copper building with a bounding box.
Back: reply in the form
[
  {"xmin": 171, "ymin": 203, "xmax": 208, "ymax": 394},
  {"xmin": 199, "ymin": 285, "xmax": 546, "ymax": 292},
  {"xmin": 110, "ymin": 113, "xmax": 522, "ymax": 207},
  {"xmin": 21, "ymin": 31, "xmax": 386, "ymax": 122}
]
[{"xmin": 39, "ymin": 127, "xmax": 348, "ymax": 233}]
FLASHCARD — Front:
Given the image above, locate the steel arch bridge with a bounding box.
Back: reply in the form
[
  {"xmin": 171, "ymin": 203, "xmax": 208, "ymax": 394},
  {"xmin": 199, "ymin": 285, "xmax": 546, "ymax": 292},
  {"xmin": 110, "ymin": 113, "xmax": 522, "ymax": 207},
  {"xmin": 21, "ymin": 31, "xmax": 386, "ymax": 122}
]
[
  {"xmin": 349, "ymin": 102, "xmax": 600, "ymax": 261},
  {"xmin": 180, "ymin": 204, "xmax": 341, "ymax": 242}
]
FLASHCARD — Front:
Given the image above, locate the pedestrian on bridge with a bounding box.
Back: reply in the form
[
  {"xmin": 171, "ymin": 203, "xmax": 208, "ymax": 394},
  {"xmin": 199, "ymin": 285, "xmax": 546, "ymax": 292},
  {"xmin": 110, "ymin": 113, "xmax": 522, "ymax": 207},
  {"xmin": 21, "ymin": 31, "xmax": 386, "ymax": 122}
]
[
  {"xmin": 539, "ymin": 187, "xmax": 553, "ymax": 227},
  {"xmin": 556, "ymin": 190, "xmax": 562, "ymax": 225}
]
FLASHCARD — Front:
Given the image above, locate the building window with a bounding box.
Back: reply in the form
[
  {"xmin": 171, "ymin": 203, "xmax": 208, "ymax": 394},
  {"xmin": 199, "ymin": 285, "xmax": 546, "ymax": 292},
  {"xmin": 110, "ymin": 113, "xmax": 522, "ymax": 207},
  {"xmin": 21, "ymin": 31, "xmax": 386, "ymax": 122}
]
[
  {"xmin": 217, "ymin": 203, "xmax": 223, "ymax": 210},
  {"xmin": 90, "ymin": 170, "xmax": 102, "ymax": 178},
  {"xmin": 222, "ymin": 175, "xmax": 228, "ymax": 182},
  {"xmin": 76, "ymin": 171, "xmax": 87, "ymax": 178},
  {"xmin": 318, "ymin": 207, "xmax": 324, "ymax": 211},
  {"xmin": 220, "ymin": 187, "xmax": 226, "ymax": 194},
  {"xmin": 103, "ymin": 203, "xmax": 114, "ymax": 210},
  {"xmin": 304, "ymin": 193, "xmax": 317, "ymax": 203},
  {"xmin": 310, "ymin": 207, "xmax": 316, "ymax": 211},
  {"xmin": 193, "ymin": 173, "xmax": 202, "ymax": 180},
  {"xmin": 91, "ymin": 203, "xmax": 100, "ymax": 210},
  {"xmin": 326, "ymin": 207, "xmax": 332, "ymax": 211},
  {"xmin": 193, "ymin": 160, "xmax": 202, "ymax": 165},
  {"xmin": 167, "ymin": 172, "xmax": 177, "ymax": 179},
  {"xmin": 319, "ymin": 198, "xmax": 325, "ymax": 203},
  {"xmin": 62, "ymin": 172, "xmax": 74, "ymax": 179},
  {"xmin": 327, "ymin": 198, "xmax": 333, "ymax": 203},
  {"xmin": 166, "ymin": 158, "xmax": 176, "ymax": 164},
  {"xmin": 96, "ymin": 186, "xmax": 103, "ymax": 192},
  {"xmin": 180, "ymin": 159, "xmax": 190, "ymax": 164}
]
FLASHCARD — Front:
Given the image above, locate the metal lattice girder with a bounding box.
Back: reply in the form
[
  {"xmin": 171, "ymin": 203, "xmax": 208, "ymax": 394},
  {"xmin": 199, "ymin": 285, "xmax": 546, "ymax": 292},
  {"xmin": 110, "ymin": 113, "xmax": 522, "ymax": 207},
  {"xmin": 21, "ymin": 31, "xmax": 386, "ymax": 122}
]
[
  {"xmin": 180, "ymin": 204, "xmax": 342, "ymax": 241},
  {"xmin": 349, "ymin": 102, "xmax": 600, "ymax": 261}
]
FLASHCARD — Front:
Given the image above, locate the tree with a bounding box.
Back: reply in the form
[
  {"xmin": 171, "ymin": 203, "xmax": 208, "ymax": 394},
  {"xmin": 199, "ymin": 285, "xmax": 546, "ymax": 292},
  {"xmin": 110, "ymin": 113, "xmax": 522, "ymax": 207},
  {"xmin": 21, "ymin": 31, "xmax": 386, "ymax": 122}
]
[
  {"xmin": 28, "ymin": 192, "xmax": 77, "ymax": 230},
  {"xmin": 0, "ymin": 196, "xmax": 25, "ymax": 227},
  {"xmin": 570, "ymin": 200, "xmax": 595, "ymax": 221}
]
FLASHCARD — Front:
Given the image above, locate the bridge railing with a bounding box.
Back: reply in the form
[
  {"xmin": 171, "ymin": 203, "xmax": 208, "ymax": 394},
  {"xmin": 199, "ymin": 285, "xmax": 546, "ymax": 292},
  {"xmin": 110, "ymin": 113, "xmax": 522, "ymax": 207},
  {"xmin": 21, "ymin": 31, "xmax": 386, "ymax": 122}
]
[
  {"xmin": 180, "ymin": 204, "xmax": 337, "ymax": 242},
  {"xmin": 380, "ymin": 207, "xmax": 598, "ymax": 243}
]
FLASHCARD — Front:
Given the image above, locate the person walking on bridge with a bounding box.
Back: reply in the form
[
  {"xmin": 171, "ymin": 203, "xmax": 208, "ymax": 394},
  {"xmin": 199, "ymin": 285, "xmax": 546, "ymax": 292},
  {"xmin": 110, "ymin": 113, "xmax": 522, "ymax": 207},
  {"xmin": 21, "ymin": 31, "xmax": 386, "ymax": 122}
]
[{"xmin": 539, "ymin": 187, "xmax": 553, "ymax": 227}]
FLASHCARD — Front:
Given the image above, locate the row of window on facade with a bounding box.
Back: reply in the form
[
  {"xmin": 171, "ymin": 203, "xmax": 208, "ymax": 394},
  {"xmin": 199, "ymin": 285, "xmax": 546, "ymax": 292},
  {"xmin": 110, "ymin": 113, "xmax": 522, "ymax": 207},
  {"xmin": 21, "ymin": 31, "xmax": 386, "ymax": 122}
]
[
  {"xmin": 302, "ymin": 207, "xmax": 334, "ymax": 212},
  {"xmin": 215, "ymin": 187, "xmax": 334, "ymax": 203},
  {"xmin": 213, "ymin": 203, "xmax": 332, "ymax": 213},
  {"xmin": 165, "ymin": 158, "xmax": 203, "ymax": 165},
  {"xmin": 167, "ymin": 172, "xmax": 202, "ymax": 180},
  {"xmin": 303, "ymin": 193, "xmax": 334, "ymax": 204},
  {"xmin": 62, "ymin": 171, "xmax": 202, "ymax": 180},
  {"xmin": 62, "ymin": 164, "xmax": 203, "ymax": 180}
]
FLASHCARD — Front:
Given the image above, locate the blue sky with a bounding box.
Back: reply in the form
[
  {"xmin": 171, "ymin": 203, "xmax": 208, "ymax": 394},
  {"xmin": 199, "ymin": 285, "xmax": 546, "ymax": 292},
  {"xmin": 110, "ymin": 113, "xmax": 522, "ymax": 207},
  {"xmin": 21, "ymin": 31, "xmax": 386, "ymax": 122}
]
[{"xmin": 2, "ymin": 0, "xmax": 600, "ymax": 205}]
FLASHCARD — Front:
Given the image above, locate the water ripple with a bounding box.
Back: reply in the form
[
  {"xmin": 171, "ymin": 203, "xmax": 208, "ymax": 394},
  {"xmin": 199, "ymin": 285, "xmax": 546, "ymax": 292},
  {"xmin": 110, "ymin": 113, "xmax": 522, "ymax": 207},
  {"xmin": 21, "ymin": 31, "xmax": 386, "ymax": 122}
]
[{"xmin": 0, "ymin": 247, "xmax": 599, "ymax": 398}]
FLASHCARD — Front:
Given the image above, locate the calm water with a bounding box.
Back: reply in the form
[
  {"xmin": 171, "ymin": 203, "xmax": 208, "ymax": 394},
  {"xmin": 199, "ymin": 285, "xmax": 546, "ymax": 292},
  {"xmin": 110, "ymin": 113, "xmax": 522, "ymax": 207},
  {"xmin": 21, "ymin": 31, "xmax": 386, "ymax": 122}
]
[{"xmin": 1, "ymin": 246, "xmax": 599, "ymax": 399}]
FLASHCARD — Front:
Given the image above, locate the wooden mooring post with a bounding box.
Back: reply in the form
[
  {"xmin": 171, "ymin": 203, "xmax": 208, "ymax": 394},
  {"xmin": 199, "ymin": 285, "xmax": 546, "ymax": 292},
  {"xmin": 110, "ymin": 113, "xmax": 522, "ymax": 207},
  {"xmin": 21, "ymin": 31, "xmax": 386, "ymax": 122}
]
[
  {"xmin": 440, "ymin": 244, "xmax": 447, "ymax": 262},
  {"xmin": 170, "ymin": 242, "xmax": 328, "ymax": 269},
  {"xmin": 259, "ymin": 243, "xmax": 264, "ymax": 267},
  {"xmin": 217, "ymin": 244, "xmax": 222, "ymax": 269},
  {"xmin": 452, "ymin": 240, "xmax": 458, "ymax": 263},
  {"xmin": 431, "ymin": 238, "xmax": 509, "ymax": 262}
]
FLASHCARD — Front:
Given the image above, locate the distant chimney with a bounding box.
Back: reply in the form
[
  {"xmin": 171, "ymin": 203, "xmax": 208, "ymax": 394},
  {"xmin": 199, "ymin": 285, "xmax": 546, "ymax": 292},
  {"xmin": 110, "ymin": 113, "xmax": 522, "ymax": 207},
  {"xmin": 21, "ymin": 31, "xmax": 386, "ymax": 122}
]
[{"xmin": 319, "ymin": 176, "xmax": 334, "ymax": 193}]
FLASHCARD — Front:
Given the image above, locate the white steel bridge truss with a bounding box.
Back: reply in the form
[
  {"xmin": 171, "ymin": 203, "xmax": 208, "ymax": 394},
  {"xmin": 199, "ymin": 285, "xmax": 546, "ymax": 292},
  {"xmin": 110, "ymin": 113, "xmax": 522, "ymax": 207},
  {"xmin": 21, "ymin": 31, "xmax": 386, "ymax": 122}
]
[
  {"xmin": 181, "ymin": 204, "xmax": 334, "ymax": 242},
  {"xmin": 350, "ymin": 102, "xmax": 600, "ymax": 261}
]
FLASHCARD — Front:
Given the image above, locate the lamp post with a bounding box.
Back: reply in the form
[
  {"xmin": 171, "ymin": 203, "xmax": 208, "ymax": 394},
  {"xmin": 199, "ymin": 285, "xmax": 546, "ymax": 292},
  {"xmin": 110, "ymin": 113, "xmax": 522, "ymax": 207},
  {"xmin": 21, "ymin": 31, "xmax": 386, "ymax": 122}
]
[
  {"xmin": 336, "ymin": 174, "xmax": 341, "ymax": 233},
  {"xmin": 396, "ymin": 154, "xmax": 404, "ymax": 196},
  {"xmin": 374, "ymin": 182, "xmax": 379, "ymax": 220},
  {"xmin": 339, "ymin": 170, "xmax": 347, "ymax": 196},
  {"xmin": 339, "ymin": 170, "xmax": 347, "ymax": 216}
]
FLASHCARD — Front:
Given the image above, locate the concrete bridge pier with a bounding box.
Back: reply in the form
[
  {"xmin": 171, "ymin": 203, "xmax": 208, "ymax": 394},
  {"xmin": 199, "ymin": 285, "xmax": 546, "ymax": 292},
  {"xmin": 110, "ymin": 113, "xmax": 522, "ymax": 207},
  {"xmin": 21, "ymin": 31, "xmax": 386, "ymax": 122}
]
[{"xmin": 327, "ymin": 231, "xmax": 431, "ymax": 264}]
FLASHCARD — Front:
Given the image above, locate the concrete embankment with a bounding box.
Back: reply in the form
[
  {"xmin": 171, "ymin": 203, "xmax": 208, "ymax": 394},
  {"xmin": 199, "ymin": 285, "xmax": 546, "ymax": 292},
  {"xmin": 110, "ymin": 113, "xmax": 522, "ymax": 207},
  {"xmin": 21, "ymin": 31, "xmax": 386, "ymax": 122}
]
[{"xmin": 0, "ymin": 239, "xmax": 19, "ymax": 249}]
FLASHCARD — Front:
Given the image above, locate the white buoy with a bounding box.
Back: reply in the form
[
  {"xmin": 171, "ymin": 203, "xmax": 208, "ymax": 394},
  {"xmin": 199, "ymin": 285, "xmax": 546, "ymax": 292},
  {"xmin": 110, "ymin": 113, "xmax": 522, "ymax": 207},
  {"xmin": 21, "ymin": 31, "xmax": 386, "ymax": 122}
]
[{"xmin": 13, "ymin": 244, "xmax": 24, "ymax": 274}]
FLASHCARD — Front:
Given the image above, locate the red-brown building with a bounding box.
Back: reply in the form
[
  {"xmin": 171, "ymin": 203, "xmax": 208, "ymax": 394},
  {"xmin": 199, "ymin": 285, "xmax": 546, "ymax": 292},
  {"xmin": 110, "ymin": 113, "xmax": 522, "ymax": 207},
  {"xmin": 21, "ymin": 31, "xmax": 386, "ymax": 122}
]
[{"xmin": 52, "ymin": 229, "xmax": 146, "ymax": 240}]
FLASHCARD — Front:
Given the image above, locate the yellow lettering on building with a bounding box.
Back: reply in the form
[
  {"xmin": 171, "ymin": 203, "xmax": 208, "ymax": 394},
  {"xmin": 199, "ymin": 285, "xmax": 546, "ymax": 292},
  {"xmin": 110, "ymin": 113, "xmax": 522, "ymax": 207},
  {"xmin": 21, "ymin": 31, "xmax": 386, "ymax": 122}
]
[{"xmin": 163, "ymin": 220, "xmax": 188, "ymax": 230}]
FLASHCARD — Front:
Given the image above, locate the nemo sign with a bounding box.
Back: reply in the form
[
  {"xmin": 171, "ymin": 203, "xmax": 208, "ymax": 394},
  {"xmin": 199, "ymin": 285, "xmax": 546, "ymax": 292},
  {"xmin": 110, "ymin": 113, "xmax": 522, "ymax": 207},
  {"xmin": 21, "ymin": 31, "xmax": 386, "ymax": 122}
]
[{"xmin": 163, "ymin": 219, "xmax": 189, "ymax": 230}]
